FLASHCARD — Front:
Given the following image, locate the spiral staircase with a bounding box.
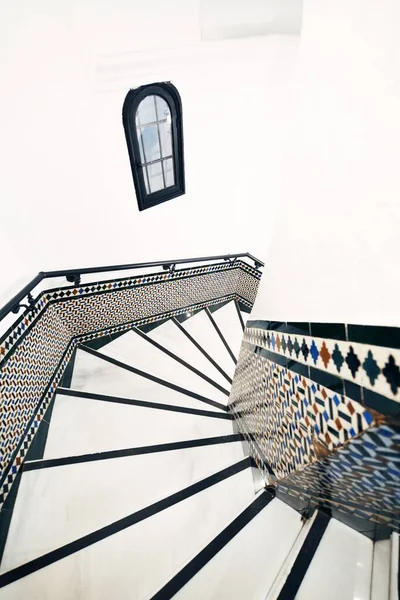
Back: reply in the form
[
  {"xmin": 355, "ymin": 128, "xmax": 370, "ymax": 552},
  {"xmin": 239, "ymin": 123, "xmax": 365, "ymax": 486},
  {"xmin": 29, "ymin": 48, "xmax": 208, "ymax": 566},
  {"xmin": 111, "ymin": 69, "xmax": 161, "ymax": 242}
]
[{"xmin": 0, "ymin": 258, "xmax": 398, "ymax": 600}]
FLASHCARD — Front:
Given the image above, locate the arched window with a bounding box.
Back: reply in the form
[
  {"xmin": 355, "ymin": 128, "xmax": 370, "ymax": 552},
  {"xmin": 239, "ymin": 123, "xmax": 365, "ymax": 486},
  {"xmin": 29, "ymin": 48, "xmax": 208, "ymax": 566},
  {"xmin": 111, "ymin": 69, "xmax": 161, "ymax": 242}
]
[{"xmin": 122, "ymin": 83, "xmax": 185, "ymax": 211}]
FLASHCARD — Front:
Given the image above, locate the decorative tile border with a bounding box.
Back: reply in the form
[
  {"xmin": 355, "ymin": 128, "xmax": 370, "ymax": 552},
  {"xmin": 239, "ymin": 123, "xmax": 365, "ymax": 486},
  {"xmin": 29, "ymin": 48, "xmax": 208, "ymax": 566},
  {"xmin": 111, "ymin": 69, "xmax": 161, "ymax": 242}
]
[
  {"xmin": 75, "ymin": 293, "xmax": 244, "ymax": 345},
  {"xmin": 0, "ymin": 339, "xmax": 76, "ymax": 506},
  {"xmin": 0, "ymin": 261, "xmax": 258, "ymax": 365},
  {"xmin": 0, "ymin": 261, "xmax": 260, "ymax": 507},
  {"xmin": 229, "ymin": 319, "xmax": 400, "ymax": 535},
  {"xmin": 53, "ymin": 270, "xmax": 242, "ymax": 338},
  {"xmin": 244, "ymin": 321, "xmax": 400, "ymax": 414}
]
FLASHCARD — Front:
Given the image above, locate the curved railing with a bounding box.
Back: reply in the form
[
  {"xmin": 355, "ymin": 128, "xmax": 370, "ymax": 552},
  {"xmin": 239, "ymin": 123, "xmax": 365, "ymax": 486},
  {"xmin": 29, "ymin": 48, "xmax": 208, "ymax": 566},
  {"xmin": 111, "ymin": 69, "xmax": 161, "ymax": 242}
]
[{"xmin": 0, "ymin": 253, "xmax": 263, "ymax": 323}]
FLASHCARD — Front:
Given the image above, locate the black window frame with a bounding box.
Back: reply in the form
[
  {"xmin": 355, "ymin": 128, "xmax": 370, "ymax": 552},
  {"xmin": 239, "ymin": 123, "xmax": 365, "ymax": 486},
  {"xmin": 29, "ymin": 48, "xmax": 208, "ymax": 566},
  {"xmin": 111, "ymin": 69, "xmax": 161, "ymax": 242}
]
[{"xmin": 122, "ymin": 82, "xmax": 185, "ymax": 211}]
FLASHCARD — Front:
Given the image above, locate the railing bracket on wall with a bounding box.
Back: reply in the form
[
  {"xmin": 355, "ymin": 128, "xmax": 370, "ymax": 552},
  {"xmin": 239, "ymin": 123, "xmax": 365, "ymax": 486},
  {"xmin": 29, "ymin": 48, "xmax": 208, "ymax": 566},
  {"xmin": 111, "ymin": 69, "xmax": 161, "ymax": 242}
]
[
  {"xmin": 162, "ymin": 264, "xmax": 176, "ymax": 273},
  {"xmin": 11, "ymin": 293, "xmax": 35, "ymax": 315},
  {"xmin": 66, "ymin": 274, "xmax": 81, "ymax": 286}
]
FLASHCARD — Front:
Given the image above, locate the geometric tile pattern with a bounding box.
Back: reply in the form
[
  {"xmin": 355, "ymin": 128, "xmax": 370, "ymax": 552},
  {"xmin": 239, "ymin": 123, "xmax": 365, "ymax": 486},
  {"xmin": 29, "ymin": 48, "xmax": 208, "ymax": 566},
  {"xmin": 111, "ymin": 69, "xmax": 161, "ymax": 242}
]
[
  {"xmin": 244, "ymin": 324, "xmax": 400, "ymax": 408},
  {"xmin": 0, "ymin": 261, "xmax": 260, "ymax": 365},
  {"xmin": 229, "ymin": 345, "xmax": 377, "ymax": 480},
  {"xmin": 230, "ymin": 321, "xmax": 400, "ymax": 534},
  {"xmin": 0, "ymin": 260, "xmax": 261, "ymax": 507},
  {"xmin": 277, "ymin": 424, "xmax": 400, "ymax": 532},
  {"xmin": 54, "ymin": 269, "xmax": 245, "ymax": 338},
  {"xmin": 0, "ymin": 340, "xmax": 76, "ymax": 506},
  {"xmin": 76, "ymin": 293, "xmax": 246, "ymax": 347},
  {"xmin": 0, "ymin": 307, "xmax": 71, "ymax": 480}
]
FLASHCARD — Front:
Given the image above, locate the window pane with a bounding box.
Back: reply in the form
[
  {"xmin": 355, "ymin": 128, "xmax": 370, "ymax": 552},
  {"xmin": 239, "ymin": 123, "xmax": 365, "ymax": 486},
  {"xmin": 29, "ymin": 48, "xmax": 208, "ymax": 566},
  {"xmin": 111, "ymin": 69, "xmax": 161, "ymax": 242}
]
[
  {"xmin": 136, "ymin": 96, "xmax": 156, "ymax": 125},
  {"xmin": 155, "ymin": 96, "xmax": 170, "ymax": 121},
  {"xmin": 148, "ymin": 161, "xmax": 164, "ymax": 193},
  {"xmin": 159, "ymin": 120, "xmax": 173, "ymax": 157},
  {"xmin": 136, "ymin": 127, "xmax": 146, "ymax": 163},
  {"xmin": 140, "ymin": 125, "xmax": 161, "ymax": 162},
  {"xmin": 163, "ymin": 158, "xmax": 175, "ymax": 187}
]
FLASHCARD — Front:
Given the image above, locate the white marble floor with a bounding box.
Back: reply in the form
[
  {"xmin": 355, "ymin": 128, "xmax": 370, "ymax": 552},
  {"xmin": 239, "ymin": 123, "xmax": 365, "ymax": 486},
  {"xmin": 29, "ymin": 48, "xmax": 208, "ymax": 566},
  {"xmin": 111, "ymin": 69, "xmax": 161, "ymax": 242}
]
[
  {"xmin": 296, "ymin": 519, "xmax": 374, "ymax": 600},
  {"xmin": 99, "ymin": 330, "xmax": 229, "ymax": 404},
  {"xmin": 209, "ymin": 301, "xmax": 244, "ymax": 360},
  {"xmin": 71, "ymin": 348, "xmax": 223, "ymax": 411},
  {"xmin": 180, "ymin": 310, "xmax": 237, "ymax": 379},
  {"xmin": 2, "ymin": 442, "xmax": 247, "ymax": 572},
  {"xmin": 0, "ymin": 469, "xmax": 256, "ymax": 600},
  {"xmin": 173, "ymin": 498, "xmax": 304, "ymax": 600},
  {"xmin": 44, "ymin": 392, "xmax": 235, "ymax": 459},
  {"xmin": 147, "ymin": 318, "xmax": 230, "ymax": 389}
]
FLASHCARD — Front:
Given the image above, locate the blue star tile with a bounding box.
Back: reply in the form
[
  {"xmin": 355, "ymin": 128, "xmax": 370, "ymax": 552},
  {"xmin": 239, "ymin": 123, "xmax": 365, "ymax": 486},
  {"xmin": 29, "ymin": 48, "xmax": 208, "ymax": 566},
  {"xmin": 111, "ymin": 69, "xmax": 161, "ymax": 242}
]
[
  {"xmin": 345, "ymin": 346, "xmax": 361, "ymax": 378},
  {"xmin": 332, "ymin": 344, "xmax": 344, "ymax": 373},
  {"xmin": 301, "ymin": 339, "xmax": 309, "ymax": 361},
  {"xmin": 310, "ymin": 340, "xmax": 319, "ymax": 364},
  {"xmin": 362, "ymin": 350, "xmax": 381, "ymax": 386},
  {"xmin": 271, "ymin": 334, "xmax": 276, "ymax": 350},
  {"xmin": 382, "ymin": 355, "xmax": 400, "ymax": 395}
]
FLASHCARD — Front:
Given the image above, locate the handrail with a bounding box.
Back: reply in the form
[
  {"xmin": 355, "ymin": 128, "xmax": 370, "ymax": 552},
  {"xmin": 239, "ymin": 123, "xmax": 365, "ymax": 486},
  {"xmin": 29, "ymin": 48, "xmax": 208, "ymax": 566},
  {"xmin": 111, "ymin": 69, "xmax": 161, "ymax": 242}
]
[{"xmin": 0, "ymin": 252, "xmax": 264, "ymax": 322}]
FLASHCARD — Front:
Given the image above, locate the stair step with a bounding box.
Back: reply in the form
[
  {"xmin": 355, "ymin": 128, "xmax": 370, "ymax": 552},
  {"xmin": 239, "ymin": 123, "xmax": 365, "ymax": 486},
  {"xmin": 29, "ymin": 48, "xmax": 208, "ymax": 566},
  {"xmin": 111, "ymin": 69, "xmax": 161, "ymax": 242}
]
[
  {"xmin": 371, "ymin": 539, "xmax": 391, "ymax": 600},
  {"xmin": 389, "ymin": 533, "xmax": 399, "ymax": 600},
  {"xmin": 1, "ymin": 446, "xmax": 248, "ymax": 573},
  {"xmin": 0, "ymin": 465, "xmax": 255, "ymax": 599},
  {"xmin": 147, "ymin": 319, "xmax": 230, "ymax": 389},
  {"xmin": 180, "ymin": 310, "xmax": 237, "ymax": 379},
  {"xmin": 43, "ymin": 391, "xmax": 235, "ymax": 459},
  {"xmin": 233, "ymin": 301, "xmax": 245, "ymax": 331},
  {"xmin": 71, "ymin": 348, "xmax": 224, "ymax": 412},
  {"xmin": 98, "ymin": 331, "xmax": 229, "ymax": 405},
  {"xmin": 154, "ymin": 496, "xmax": 304, "ymax": 600},
  {"xmin": 208, "ymin": 301, "xmax": 244, "ymax": 363},
  {"xmin": 240, "ymin": 311, "xmax": 249, "ymax": 327},
  {"xmin": 295, "ymin": 518, "xmax": 373, "ymax": 600}
]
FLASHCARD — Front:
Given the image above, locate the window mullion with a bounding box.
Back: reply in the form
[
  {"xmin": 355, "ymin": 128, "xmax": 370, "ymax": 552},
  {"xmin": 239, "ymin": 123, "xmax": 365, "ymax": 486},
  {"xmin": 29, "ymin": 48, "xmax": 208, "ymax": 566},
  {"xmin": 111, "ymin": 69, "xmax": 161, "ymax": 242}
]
[
  {"xmin": 136, "ymin": 111, "xmax": 150, "ymax": 194},
  {"xmin": 154, "ymin": 96, "xmax": 166, "ymax": 189}
]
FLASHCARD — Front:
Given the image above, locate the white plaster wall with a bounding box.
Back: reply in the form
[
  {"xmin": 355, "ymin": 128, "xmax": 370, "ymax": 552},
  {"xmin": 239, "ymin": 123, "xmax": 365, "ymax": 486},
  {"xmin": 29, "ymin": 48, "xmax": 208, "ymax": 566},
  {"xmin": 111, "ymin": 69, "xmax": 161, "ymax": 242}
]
[
  {"xmin": 252, "ymin": 0, "xmax": 400, "ymax": 326},
  {"xmin": 200, "ymin": 0, "xmax": 302, "ymax": 40},
  {"xmin": 0, "ymin": 0, "xmax": 300, "ymax": 305}
]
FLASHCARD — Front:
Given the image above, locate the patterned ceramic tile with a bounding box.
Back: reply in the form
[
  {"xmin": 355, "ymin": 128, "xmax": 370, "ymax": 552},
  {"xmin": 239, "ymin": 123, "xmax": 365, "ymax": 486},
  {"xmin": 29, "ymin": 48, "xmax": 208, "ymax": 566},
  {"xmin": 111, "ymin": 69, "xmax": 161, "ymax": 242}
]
[
  {"xmin": 76, "ymin": 294, "xmax": 251, "ymax": 345},
  {"xmin": 0, "ymin": 261, "xmax": 258, "ymax": 364},
  {"xmin": 0, "ymin": 340, "xmax": 77, "ymax": 505},
  {"xmin": 53, "ymin": 270, "xmax": 241, "ymax": 337},
  {"xmin": 231, "ymin": 320, "xmax": 400, "ymax": 534},
  {"xmin": 244, "ymin": 324, "xmax": 400, "ymax": 409},
  {"xmin": 277, "ymin": 423, "xmax": 400, "ymax": 532},
  {"xmin": 229, "ymin": 345, "xmax": 377, "ymax": 480}
]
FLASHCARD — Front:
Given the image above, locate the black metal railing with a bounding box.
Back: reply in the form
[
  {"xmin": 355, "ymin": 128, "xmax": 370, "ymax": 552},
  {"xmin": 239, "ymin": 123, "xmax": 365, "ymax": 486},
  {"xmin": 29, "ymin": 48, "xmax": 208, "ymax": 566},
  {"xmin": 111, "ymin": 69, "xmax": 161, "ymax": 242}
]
[{"xmin": 0, "ymin": 253, "xmax": 264, "ymax": 322}]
